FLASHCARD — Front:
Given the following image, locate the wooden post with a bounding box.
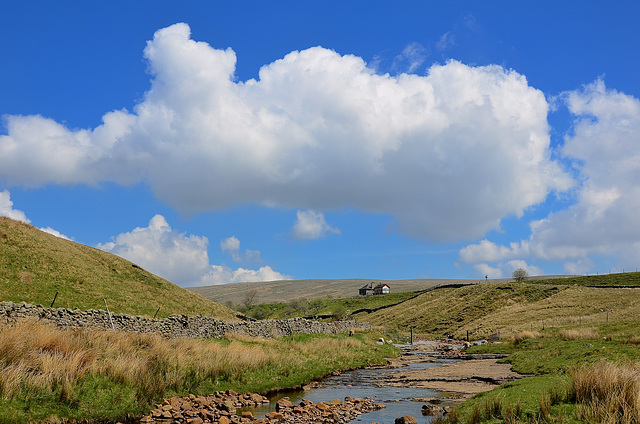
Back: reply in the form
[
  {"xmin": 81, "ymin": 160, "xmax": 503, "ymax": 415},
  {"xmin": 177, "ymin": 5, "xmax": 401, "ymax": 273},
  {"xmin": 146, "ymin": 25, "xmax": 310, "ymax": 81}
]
[
  {"xmin": 104, "ymin": 299, "xmax": 115, "ymax": 330},
  {"xmin": 50, "ymin": 291, "xmax": 58, "ymax": 308},
  {"xmin": 153, "ymin": 307, "xmax": 160, "ymax": 320},
  {"xmin": 466, "ymin": 330, "xmax": 469, "ymax": 342}
]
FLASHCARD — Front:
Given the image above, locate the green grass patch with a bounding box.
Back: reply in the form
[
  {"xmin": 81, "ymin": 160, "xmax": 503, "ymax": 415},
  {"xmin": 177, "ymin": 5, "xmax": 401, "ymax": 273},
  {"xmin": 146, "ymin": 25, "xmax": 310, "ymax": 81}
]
[
  {"xmin": 451, "ymin": 324, "xmax": 640, "ymax": 423},
  {"xmin": 530, "ymin": 271, "xmax": 640, "ymax": 287},
  {"xmin": 242, "ymin": 291, "xmax": 421, "ymax": 320},
  {"xmin": 455, "ymin": 375, "xmax": 579, "ymax": 424}
]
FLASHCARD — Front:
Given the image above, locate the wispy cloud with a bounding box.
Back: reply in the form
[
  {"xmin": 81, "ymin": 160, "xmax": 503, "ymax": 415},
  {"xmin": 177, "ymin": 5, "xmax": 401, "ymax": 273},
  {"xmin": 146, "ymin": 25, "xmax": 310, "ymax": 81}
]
[{"xmin": 291, "ymin": 210, "xmax": 340, "ymax": 241}]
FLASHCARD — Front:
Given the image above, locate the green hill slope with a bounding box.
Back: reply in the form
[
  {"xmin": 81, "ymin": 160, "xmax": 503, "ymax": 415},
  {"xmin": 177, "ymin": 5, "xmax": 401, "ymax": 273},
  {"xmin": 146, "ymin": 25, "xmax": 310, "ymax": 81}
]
[
  {"xmin": 0, "ymin": 217, "xmax": 236, "ymax": 320},
  {"xmin": 355, "ymin": 277, "xmax": 640, "ymax": 339},
  {"xmin": 188, "ymin": 277, "xmax": 512, "ymax": 305}
]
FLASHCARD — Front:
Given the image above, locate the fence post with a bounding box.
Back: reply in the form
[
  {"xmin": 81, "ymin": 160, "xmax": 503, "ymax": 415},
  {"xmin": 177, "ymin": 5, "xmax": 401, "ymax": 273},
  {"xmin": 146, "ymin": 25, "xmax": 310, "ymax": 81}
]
[
  {"xmin": 50, "ymin": 291, "xmax": 58, "ymax": 308},
  {"xmin": 104, "ymin": 299, "xmax": 115, "ymax": 330}
]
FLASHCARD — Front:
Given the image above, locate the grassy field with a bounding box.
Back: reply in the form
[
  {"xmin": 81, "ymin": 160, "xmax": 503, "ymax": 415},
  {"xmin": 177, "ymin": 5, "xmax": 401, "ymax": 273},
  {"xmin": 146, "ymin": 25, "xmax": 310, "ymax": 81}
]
[
  {"xmin": 355, "ymin": 278, "xmax": 640, "ymax": 339},
  {"xmin": 188, "ymin": 277, "xmax": 504, "ymax": 305},
  {"xmin": 0, "ymin": 320, "xmax": 398, "ymax": 424},
  {"xmin": 241, "ymin": 290, "xmax": 423, "ymax": 320},
  {"xmin": 531, "ymin": 272, "xmax": 640, "ymax": 287},
  {"xmin": 0, "ymin": 217, "xmax": 235, "ymax": 320},
  {"xmin": 444, "ymin": 322, "xmax": 640, "ymax": 424}
]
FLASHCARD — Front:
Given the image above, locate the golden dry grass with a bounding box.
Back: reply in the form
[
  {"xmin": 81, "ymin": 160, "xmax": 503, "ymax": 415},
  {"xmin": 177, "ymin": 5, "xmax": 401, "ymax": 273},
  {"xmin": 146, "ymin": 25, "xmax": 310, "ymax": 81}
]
[
  {"xmin": 0, "ymin": 320, "xmax": 278, "ymax": 401},
  {"xmin": 507, "ymin": 330, "xmax": 542, "ymax": 344},
  {"xmin": 0, "ymin": 319, "xmax": 381, "ymax": 407},
  {"xmin": 365, "ymin": 283, "xmax": 640, "ymax": 339},
  {"xmin": 572, "ymin": 361, "xmax": 640, "ymax": 424},
  {"xmin": 558, "ymin": 327, "xmax": 599, "ymax": 340}
]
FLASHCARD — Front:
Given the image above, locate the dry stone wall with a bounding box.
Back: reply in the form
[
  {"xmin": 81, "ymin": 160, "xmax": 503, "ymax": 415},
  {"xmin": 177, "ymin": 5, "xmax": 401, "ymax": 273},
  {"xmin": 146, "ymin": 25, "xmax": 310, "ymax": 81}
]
[{"xmin": 0, "ymin": 301, "xmax": 369, "ymax": 338}]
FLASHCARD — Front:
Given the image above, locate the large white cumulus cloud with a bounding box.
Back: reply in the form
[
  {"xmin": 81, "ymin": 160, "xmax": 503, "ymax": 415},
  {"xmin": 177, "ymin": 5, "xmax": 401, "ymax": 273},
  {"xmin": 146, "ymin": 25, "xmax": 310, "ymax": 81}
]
[
  {"xmin": 0, "ymin": 23, "xmax": 571, "ymax": 241},
  {"xmin": 459, "ymin": 80, "xmax": 640, "ymax": 273},
  {"xmin": 531, "ymin": 81, "xmax": 640, "ymax": 264}
]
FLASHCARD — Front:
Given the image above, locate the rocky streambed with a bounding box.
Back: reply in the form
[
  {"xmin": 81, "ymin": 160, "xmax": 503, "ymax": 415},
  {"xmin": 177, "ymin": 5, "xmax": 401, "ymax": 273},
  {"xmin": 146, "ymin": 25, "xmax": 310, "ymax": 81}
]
[
  {"xmin": 132, "ymin": 339, "xmax": 522, "ymax": 424},
  {"xmin": 137, "ymin": 390, "xmax": 386, "ymax": 424}
]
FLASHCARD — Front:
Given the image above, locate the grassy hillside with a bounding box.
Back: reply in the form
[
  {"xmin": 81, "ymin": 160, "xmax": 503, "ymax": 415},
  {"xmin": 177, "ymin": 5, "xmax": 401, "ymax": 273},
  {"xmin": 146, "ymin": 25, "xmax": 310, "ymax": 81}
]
[
  {"xmin": 533, "ymin": 271, "xmax": 640, "ymax": 286},
  {"xmin": 355, "ymin": 276, "xmax": 640, "ymax": 339},
  {"xmin": 0, "ymin": 217, "xmax": 236, "ymax": 320},
  {"xmin": 242, "ymin": 290, "xmax": 423, "ymax": 320},
  {"xmin": 188, "ymin": 277, "xmax": 516, "ymax": 305}
]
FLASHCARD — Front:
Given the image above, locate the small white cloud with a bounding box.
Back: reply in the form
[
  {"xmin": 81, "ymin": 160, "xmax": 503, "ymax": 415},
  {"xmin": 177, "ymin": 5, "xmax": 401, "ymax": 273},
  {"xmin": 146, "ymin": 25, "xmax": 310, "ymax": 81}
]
[
  {"xmin": 505, "ymin": 260, "xmax": 543, "ymax": 277},
  {"xmin": 39, "ymin": 226, "xmax": 72, "ymax": 240},
  {"xmin": 458, "ymin": 239, "xmax": 530, "ymax": 263},
  {"xmin": 392, "ymin": 42, "xmax": 427, "ymax": 73},
  {"xmin": 220, "ymin": 235, "xmax": 264, "ymax": 264},
  {"xmin": 0, "ymin": 190, "xmax": 71, "ymax": 239},
  {"xmin": 563, "ymin": 258, "xmax": 594, "ymax": 275},
  {"xmin": 0, "ymin": 190, "xmax": 30, "ymax": 223},
  {"xmin": 221, "ymin": 236, "xmax": 241, "ymax": 262},
  {"xmin": 97, "ymin": 215, "xmax": 287, "ymax": 286},
  {"xmin": 198, "ymin": 264, "xmax": 291, "ymax": 286},
  {"xmin": 97, "ymin": 214, "xmax": 211, "ymax": 285},
  {"xmin": 292, "ymin": 210, "xmax": 340, "ymax": 240},
  {"xmin": 436, "ymin": 32, "xmax": 455, "ymax": 51},
  {"xmin": 473, "ymin": 263, "xmax": 502, "ymax": 279}
]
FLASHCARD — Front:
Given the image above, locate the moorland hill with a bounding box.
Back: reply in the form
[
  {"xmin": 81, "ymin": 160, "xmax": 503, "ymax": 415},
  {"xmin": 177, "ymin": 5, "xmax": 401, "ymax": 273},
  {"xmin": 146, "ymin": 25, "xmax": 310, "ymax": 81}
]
[{"xmin": 0, "ymin": 217, "xmax": 235, "ymax": 320}]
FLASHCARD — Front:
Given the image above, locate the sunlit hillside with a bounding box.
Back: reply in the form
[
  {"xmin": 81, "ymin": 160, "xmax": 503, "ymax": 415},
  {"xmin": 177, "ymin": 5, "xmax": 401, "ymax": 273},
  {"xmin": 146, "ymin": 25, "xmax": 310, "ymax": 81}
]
[{"xmin": 0, "ymin": 217, "xmax": 236, "ymax": 320}]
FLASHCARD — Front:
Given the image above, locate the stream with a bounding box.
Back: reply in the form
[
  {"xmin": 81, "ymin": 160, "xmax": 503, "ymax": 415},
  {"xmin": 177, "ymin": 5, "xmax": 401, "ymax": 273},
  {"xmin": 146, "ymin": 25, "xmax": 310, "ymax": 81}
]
[{"xmin": 245, "ymin": 346, "xmax": 461, "ymax": 424}]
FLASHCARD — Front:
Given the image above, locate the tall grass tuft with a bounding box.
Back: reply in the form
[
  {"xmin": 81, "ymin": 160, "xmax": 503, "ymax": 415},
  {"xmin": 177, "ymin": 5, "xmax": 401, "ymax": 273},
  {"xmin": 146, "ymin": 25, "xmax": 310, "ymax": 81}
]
[
  {"xmin": 510, "ymin": 331, "xmax": 542, "ymax": 345},
  {"xmin": 504, "ymin": 403, "xmax": 515, "ymax": 424},
  {"xmin": 558, "ymin": 327, "xmax": 599, "ymax": 340},
  {"xmin": 467, "ymin": 404, "xmax": 481, "ymax": 424},
  {"xmin": 484, "ymin": 396, "xmax": 502, "ymax": 419},
  {"xmin": 572, "ymin": 361, "xmax": 640, "ymax": 424},
  {"xmin": 538, "ymin": 394, "xmax": 551, "ymax": 422}
]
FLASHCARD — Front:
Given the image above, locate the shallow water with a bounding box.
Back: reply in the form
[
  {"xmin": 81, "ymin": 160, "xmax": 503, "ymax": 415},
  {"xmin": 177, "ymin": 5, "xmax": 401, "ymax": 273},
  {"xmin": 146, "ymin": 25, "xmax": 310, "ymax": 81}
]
[{"xmin": 246, "ymin": 357, "xmax": 458, "ymax": 423}]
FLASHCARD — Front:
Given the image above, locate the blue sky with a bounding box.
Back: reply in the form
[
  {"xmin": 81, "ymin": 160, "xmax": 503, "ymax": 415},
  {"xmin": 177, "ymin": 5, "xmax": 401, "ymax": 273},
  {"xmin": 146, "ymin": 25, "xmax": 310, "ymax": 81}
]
[{"xmin": 2, "ymin": 1, "xmax": 640, "ymax": 287}]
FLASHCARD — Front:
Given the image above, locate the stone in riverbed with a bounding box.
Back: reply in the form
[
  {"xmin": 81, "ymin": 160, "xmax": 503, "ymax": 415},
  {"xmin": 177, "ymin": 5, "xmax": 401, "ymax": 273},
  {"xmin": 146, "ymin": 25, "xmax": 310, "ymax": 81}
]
[
  {"xmin": 395, "ymin": 416, "xmax": 418, "ymax": 424},
  {"xmin": 422, "ymin": 403, "xmax": 443, "ymax": 416},
  {"xmin": 219, "ymin": 400, "xmax": 236, "ymax": 414}
]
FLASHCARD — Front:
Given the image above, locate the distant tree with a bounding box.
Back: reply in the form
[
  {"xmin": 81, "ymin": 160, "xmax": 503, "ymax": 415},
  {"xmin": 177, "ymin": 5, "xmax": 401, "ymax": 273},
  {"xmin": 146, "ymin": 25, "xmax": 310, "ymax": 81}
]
[
  {"xmin": 332, "ymin": 305, "xmax": 348, "ymax": 321},
  {"xmin": 243, "ymin": 289, "xmax": 259, "ymax": 309},
  {"xmin": 513, "ymin": 268, "xmax": 528, "ymax": 282},
  {"xmin": 309, "ymin": 298, "xmax": 325, "ymax": 314},
  {"xmin": 249, "ymin": 307, "xmax": 267, "ymax": 320}
]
